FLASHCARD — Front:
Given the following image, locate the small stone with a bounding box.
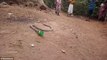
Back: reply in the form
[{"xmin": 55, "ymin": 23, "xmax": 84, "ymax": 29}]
[
  {"xmin": 40, "ymin": 5, "xmax": 47, "ymax": 10},
  {"xmin": 31, "ymin": 44, "xmax": 34, "ymax": 47},
  {"xmin": 61, "ymin": 49, "xmax": 66, "ymax": 53}
]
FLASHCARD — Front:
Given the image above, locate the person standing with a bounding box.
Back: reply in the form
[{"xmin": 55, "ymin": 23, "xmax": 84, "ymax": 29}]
[
  {"xmin": 98, "ymin": 0, "xmax": 107, "ymax": 21},
  {"xmin": 55, "ymin": 0, "xmax": 62, "ymax": 15},
  {"xmin": 67, "ymin": 0, "xmax": 76, "ymax": 16},
  {"xmin": 87, "ymin": 0, "xmax": 96, "ymax": 20}
]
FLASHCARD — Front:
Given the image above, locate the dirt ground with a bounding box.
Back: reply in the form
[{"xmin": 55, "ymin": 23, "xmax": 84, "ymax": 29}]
[{"xmin": 0, "ymin": 6, "xmax": 107, "ymax": 60}]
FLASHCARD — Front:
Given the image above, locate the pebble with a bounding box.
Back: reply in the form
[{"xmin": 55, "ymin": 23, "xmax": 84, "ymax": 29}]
[
  {"xmin": 61, "ymin": 49, "xmax": 66, "ymax": 53},
  {"xmin": 31, "ymin": 44, "xmax": 34, "ymax": 47}
]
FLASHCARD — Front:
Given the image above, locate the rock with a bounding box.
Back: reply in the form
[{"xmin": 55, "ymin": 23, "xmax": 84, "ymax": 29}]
[
  {"xmin": 61, "ymin": 49, "xmax": 66, "ymax": 53},
  {"xmin": 7, "ymin": 13, "xmax": 17, "ymax": 20},
  {"xmin": 40, "ymin": 5, "xmax": 47, "ymax": 10},
  {"xmin": 0, "ymin": 2, "xmax": 8, "ymax": 5},
  {"xmin": 0, "ymin": 2, "xmax": 9, "ymax": 8},
  {"xmin": 31, "ymin": 44, "xmax": 35, "ymax": 47},
  {"xmin": 8, "ymin": 13, "xmax": 13, "ymax": 18}
]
